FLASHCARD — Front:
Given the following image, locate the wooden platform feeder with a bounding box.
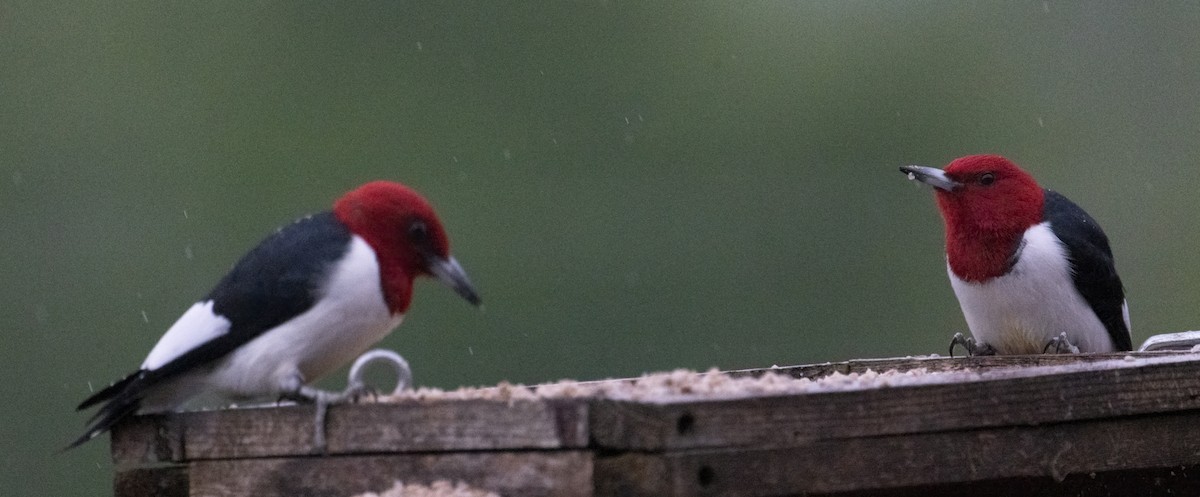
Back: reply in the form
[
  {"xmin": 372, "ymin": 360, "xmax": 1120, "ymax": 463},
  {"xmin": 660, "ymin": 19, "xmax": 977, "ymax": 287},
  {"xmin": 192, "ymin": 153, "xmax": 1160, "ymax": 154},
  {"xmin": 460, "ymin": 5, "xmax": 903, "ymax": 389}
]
[{"xmin": 112, "ymin": 352, "xmax": 1200, "ymax": 497}]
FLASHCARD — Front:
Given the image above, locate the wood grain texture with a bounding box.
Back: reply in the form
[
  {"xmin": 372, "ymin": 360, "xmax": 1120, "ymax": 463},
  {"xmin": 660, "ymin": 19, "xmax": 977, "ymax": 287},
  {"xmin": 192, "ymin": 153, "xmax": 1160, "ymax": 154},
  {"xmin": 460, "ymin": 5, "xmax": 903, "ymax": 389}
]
[
  {"xmin": 592, "ymin": 355, "xmax": 1200, "ymax": 450},
  {"xmin": 187, "ymin": 451, "xmax": 593, "ymax": 497},
  {"xmin": 108, "ymin": 353, "xmax": 1200, "ymax": 495},
  {"xmin": 111, "ymin": 413, "xmax": 183, "ymax": 467},
  {"xmin": 594, "ymin": 410, "xmax": 1200, "ymax": 496},
  {"xmin": 114, "ymin": 466, "xmax": 187, "ymax": 497},
  {"xmin": 727, "ymin": 351, "xmax": 1194, "ymax": 380},
  {"xmin": 113, "ymin": 399, "xmax": 589, "ymax": 462},
  {"xmin": 812, "ymin": 466, "xmax": 1200, "ymax": 497}
]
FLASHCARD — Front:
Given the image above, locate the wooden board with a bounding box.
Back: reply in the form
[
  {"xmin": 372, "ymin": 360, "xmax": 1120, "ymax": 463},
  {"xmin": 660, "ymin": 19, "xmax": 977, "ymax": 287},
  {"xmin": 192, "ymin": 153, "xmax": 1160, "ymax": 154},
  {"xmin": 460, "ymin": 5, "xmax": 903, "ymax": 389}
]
[
  {"xmin": 113, "ymin": 399, "xmax": 589, "ymax": 465},
  {"xmin": 595, "ymin": 465, "xmax": 1200, "ymax": 497},
  {"xmin": 594, "ymin": 409, "xmax": 1200, "ymax": 496},
  {"xmin": 110, "ymin": 352, "xmax": 1200, "ymax": 496},
  {"xmin": 115, "ymin": 452, "xmax": 592, "ymax": 497},
  {"xmin": 591, "ymin": 354, "xmax": 1200, "ymax": 451},
  {"xmin": 728, "ymin": 350, "xmax": 1192, "ymax": 379},
  {"xmin": 113, "ymin": 466, "xmax": 187, "ymax": 497}
]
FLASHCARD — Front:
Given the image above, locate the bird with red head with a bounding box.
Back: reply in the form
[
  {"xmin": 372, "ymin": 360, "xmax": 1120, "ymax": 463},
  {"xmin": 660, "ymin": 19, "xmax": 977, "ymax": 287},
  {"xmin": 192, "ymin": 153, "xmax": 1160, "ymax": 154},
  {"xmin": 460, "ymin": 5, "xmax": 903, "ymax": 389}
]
[
  {"xmin": 901, "ymin": 155, "xmax": 1131, "ymax": 356},
  {"xmin": 71, "ymin": 181, "xmax": 480, "ymax": 449}
]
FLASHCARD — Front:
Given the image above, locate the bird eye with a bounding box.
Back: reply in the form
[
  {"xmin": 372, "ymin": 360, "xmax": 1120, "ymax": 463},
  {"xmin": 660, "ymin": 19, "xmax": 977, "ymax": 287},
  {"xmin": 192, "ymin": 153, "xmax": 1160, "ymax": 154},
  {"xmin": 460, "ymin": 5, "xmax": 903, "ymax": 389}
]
[
  {"xmin": 407, "ymin": 221, "xmax": 429, "ymax": 242},
  {"xmin": 979, "ymin": 173, "xmax": 996, "ymax": 186}
]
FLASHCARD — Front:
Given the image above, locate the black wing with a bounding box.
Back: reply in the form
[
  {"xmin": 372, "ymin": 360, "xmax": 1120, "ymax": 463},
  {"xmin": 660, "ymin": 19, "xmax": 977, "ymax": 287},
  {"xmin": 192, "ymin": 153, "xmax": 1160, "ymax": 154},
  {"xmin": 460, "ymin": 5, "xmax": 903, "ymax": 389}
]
[
  {"xmin": 69, "ymin": 211, "xmax": 353, "ymax": 448},
  {"xmin": 1042, "ymin": 190, "xmax": 1132, "ymax": 351}
]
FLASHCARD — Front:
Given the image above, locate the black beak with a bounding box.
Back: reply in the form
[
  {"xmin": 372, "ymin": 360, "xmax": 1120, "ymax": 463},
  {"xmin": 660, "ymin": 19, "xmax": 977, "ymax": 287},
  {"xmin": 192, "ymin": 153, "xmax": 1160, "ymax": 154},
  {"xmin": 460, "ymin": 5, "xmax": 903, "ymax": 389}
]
[
  {"xmin": 899, "ymin": 165, "xmax": 961, "ymax": 192},
  {"xmin": 427, "ymin": 254, "xmax": 482, "ymax": 307}
]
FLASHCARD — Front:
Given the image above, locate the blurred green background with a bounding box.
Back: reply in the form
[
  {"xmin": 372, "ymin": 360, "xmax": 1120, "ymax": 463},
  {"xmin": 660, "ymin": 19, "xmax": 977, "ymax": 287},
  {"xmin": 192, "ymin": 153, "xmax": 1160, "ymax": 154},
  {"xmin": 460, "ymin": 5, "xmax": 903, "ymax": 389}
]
[{"xmin": 2, "ymin": 1, "xmax": 1198, "ymax": 495}]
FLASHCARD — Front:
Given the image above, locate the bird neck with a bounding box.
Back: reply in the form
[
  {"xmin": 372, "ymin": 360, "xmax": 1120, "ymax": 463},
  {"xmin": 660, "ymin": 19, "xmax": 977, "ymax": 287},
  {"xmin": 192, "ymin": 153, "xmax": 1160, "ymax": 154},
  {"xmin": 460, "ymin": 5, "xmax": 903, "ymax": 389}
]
[
  {"xmin": 945, "ymin": 228, "xmax": 1027, "ymax": 282},
  {"xmin": 937, "ymin": 187, "xmax": 1045, "ymax": 283},
  {"xmin": 333, "ymin": 210, "xmax": 418, "ymax": 315},
  {"xmin": 373, "ymin": 248, "xmax": 416, "ymax": 314}
]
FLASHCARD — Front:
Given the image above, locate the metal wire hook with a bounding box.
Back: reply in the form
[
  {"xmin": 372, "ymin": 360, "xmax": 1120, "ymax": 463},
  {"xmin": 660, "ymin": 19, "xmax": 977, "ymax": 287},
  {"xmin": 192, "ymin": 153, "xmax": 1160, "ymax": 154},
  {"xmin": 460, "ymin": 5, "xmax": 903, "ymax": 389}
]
[{"xmin": 347, "ymin": 349, "xmax": 413, "ymax": 396}]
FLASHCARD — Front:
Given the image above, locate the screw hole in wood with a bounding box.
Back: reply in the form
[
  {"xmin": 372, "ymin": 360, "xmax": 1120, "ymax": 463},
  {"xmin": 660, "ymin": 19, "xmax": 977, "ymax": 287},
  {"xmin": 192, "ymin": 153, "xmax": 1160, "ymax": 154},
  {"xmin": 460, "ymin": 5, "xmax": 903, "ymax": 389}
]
[
  {"xmin": 676, "ymin": 413, "xmax": 695, "ymax": 435},
  {"xmin": 697, "ymin": 465, "xmax": 715, "ymax": 487}
]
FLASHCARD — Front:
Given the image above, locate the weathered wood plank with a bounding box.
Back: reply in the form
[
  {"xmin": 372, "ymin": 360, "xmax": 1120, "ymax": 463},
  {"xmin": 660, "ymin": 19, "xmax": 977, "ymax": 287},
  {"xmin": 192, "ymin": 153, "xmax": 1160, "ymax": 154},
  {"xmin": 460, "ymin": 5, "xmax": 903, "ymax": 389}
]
[
  {"xmin": 108, "ymin": 353, "xmax": 1200, "ymax": 495},
  {"xmin": 592, "ymin": 355, "xmax": 1200, "ymax": 451},
  {"xmin": 816, "ymin": 466, "xmax": 1200, "ymax": 497},
  {"xmin": 728, "ymin": 351, "xmax": 1194, "ymax": 380},
  {"xmin": 113, "ymin": 465, "xmax": 187, "ymax": 497},
  {"xmin": 113, "ymin": 399, "xmax": 588, "ymax": 464},
  {"xmin": 594, "ymin": 409, "xmax": 1200, "ymax": 496},
  {"xmin": 188, "ymin": 451, "xmax": 593, "ymax": 497},
  {"xmin": 111, "ymin": 413, "xmax": 183, "ymax": 467},
  {"xmin": 320, "ymin": 399, "xmax": 588, "ymax": 455}
]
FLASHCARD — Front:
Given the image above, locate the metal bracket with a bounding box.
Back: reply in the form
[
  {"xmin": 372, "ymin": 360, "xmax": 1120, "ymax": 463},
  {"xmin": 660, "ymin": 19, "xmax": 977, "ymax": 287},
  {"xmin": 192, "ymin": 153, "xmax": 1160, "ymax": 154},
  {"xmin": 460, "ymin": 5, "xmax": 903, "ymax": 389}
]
[{"xmin": 1137, "ymin": 331, "xmax": 1200, "ymax": 352}]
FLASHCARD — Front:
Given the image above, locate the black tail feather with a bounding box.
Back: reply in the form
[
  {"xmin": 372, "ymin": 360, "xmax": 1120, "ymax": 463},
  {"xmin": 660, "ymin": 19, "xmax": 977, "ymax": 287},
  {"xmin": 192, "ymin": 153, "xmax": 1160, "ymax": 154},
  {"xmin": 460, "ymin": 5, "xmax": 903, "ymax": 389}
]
[
  {"xmin": 68, "ymin": 370, "xmax": 149, "ymax": 450},
  {"xmin": 65, "ymin": 395, "xmax": 142, "ymax": 451},
  {"xmin": 77, "ymin": 370, "xmax": 143, "ymax": 411}
]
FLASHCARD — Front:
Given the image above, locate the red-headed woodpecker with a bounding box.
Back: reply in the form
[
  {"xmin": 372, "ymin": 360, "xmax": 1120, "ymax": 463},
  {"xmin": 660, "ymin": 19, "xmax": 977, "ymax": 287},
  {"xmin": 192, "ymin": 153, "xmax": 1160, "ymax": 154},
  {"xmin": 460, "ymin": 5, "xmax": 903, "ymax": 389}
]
[
  {"xmin": 70, "ymin": 181, "xmax": 480, "ymax": 448},
  {"xmin": 900, "ymin": 155, "xmax": 1132, "ymax": 355}
]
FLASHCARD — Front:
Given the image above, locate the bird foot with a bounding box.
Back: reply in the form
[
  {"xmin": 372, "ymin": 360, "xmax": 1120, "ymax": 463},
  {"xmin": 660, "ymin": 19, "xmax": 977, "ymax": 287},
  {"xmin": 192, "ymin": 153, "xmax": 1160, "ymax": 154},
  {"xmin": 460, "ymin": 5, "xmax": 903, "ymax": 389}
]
[
  {"xmin": 949, "ymin": 332, "xmax": 996, "ymax": 357},
  {"xmin": 277, "ymin": 383, "xmax": 364, "ymax": 454},
  {"xmin": 279, "ymin": 349, "xmax": 414, "ymax": 454},
  {"xmin": 1043, "ymin": 332, "xmax": 1081, "ymax": 354}
]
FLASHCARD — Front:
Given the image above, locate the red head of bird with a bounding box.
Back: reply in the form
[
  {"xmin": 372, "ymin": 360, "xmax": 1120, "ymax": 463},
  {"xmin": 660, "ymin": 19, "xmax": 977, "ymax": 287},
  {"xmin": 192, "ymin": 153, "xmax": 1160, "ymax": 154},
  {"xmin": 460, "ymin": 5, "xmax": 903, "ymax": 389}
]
[
  {"xmin": 334, "ymin": 181, "xmax": 480, "ymax": 314},
  {"xmin": 903, "ymin": 155, "xmax": 1045, "ymax": 282}
]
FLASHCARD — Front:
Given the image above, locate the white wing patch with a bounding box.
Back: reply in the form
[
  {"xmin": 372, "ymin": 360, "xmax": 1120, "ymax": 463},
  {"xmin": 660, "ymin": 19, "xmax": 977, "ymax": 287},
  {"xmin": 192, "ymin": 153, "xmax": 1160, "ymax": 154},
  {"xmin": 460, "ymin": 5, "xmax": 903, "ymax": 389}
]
[
  {"xmin": 1122, "ymin": 299, "xmax": 1131, "ymax": 333},
  {"xmin": 141, "ymin": 300, "xmax": 232, "ymax": 370}
]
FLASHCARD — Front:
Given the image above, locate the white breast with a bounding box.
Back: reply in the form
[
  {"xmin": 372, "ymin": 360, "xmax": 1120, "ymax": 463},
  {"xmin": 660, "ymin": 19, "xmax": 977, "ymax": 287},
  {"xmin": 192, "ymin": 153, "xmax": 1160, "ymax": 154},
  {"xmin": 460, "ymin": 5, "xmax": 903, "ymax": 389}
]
[
  {"xmin": 948, "ymin": 222, "xmax": 1116, "ymax": 354},
  {"xmin": 199, "ymin": 235, "xmax": 403, "ymax": 399}
]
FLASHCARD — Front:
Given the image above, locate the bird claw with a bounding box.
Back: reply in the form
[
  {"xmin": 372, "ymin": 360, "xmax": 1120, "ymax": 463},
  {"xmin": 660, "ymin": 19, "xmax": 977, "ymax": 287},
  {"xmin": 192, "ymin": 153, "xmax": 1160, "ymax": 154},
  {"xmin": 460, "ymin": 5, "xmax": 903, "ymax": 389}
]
[
  {"xmin": 281, "ymin": 349, "xmax": 414, "ymax": 454},
  {"xmin": 949, "ymin": 332, "xmax": 996, "ymax": 357},
  {"xmin": 278, "ymin": 384, "xmax": 357, "ymax": 454},
  {"xmin": 1043, "ymin": 332, "xmax": 1081, "ymax": 354},
  {"xmin": 340, "ymin": 381, "xmax": 379, "ymax": 403}
]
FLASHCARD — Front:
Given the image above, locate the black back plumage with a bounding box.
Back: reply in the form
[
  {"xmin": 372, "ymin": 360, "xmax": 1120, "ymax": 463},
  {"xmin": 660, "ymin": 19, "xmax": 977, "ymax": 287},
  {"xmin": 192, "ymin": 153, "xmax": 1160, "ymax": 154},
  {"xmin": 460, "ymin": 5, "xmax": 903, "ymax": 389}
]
[
  {"xmin": 1042, "ymin": 190, "xmax": 1132, "ymax": 351},
  {"xmin": 69, "ymin": 212, "xmax": 353, "ymax": 448}
]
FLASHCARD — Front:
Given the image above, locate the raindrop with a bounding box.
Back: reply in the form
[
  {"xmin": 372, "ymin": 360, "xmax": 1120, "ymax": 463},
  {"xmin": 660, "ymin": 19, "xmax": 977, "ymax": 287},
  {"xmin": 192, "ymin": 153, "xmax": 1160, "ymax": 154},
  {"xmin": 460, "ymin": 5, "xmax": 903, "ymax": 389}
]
[
  {"xmin": 87, "ymin": 381, "xmax": 94, "ymax": 393},
  {"xmin": 183, "ymin": 209, "xmax": 189, "ymax": 219},
  {"xmin": 1037, "ymin": 117, "xmax": 1045, "ymax": 128},
  {"xmin": 502, "ymin": 149, "xmax": 512, "ymax": 160},
  {"xmin": 141, "ymin": 310, "xmax": 149, "ymax": 323},
  {"xmin": 184, "ymin": 245, "xmax": 194, "ymax": 260},
  {"xmin": 415, "ymin": 41, "xmax": 423, "ymax": 51},
  {"xmin": 468, "ymin": 346, "xmax": 474, "ymax": 356}
]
